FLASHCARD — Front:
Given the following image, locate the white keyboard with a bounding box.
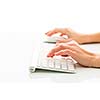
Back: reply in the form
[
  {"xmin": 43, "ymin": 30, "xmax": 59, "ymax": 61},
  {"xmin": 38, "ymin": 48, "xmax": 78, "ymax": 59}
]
[
  {"xmin": 30, "ymin": 57, "xmax": 75, "ymax": 73},
  {"xmin": 30, "ymin": 42, "xmax": 76, "ymax": 73}
]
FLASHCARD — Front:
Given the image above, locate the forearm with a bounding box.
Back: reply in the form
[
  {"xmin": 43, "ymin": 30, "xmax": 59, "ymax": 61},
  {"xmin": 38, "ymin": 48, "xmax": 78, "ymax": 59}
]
[{"xmin": 79, "ymin": 33, "xmax": 100, "ymax": 44}]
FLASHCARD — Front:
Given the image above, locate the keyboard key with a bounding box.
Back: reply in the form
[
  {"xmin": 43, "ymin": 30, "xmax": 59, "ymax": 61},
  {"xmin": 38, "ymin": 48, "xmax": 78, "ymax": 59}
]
[
  {"xmin": 48, "ymin": 58, "xmax": 54, "ymax": 68},
  {"xmin": 67, "ymin": 59, "xmax": 75, "ymax": 71},
  {"xmin": 54, "ymin": 59, "xmax": 61, "ymax": 69},
  {"xmin": 61, "ymin": 59, "xmax": 67, "ymax": 70},
  {"xmin": 41, "ymin": 58, "xmax": 48, "ymax": 67}
]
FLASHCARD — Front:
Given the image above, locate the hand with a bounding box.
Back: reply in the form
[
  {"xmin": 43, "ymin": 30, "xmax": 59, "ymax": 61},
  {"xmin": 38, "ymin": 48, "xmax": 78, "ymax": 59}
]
[
  {"xmin": 47, "ymin": 40, "xmax": 98, "ymax": 67},
  {"xmin": 45, "ymin": 28, "xmax": 85, "ymax": 44}
]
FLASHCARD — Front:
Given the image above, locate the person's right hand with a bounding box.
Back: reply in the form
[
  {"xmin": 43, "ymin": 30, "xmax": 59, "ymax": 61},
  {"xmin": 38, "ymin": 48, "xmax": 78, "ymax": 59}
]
[
  {"xmin": 47, "ymin": 40, "xmax": 100, "ymax": 67},
  {"xmin": 45, "ymin": 28, "xmax": 85, "ymax": 44}
]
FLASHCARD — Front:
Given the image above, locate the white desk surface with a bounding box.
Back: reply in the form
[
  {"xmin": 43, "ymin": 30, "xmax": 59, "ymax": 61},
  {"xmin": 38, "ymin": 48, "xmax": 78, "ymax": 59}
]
[{"xmin": 0, "ymin": 32, "xmax": 100, "ymax": 82}]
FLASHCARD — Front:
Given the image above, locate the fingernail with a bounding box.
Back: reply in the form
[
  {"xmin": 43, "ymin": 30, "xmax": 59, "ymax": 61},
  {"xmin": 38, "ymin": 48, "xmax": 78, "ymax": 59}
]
[
  {"xmin": 45, "ymin": 32, "xmax": 48, "ymax": 35},
  {"xmin": 47, "ymin": 53, "xmax": 52, "ymax": 57},
  {"xmin": 47, "ymin": 53, "xmax": 55, "ymax": 57},
  {"xmin": 47, "ymin": 54, "xmax": 50, "ymax": 57}
]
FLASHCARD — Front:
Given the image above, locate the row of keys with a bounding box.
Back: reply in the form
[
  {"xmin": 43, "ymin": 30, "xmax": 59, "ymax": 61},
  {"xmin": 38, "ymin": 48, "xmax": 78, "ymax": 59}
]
[{"xmin": 38, "ymin": 57, "xmax": 75, "ymax": 71}]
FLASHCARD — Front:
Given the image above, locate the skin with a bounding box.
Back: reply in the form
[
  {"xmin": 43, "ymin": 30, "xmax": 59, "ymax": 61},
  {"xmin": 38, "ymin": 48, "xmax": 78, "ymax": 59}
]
[
  {"xmin": 45, "ymin": 28, "xmax": 100, "ymax": 44},
  {"xmin": 45, "ymin": 28, "xmax": 100, "ymax": 67}
]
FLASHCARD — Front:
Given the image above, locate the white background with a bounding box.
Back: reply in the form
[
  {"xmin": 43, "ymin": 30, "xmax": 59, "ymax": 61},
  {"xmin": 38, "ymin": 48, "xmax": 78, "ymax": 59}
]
[{"xmin": 0, "ymin": 0, "xmax": 100, "ymax": 100}]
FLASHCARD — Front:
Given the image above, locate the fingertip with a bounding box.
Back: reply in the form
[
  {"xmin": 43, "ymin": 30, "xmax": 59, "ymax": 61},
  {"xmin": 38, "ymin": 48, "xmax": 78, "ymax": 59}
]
[
  {"xmin": 46, "ymin": 33, "xmax": 52, "ymax": 36},
  {"xmin": 47, "ymin": 53, "xmax": 55, "ymax": 57},
  {"xmin": 45, "ymin": 32, "xmax": 49, "ymax": 36},
  {"xmin": 47, "ymin": 54, "xmax": 51, "ymax": 57},
  {"xmin": 45, "ymin": 31, "xmax": 52, "ymax": 36},
  {"xmin": 60, "ymin": 33, "xmax": 64, "ymax": 36},
  {"xmin": 45, "ymin": 32, "xmax": 48, "ymax": 35},
  {"xmin": 47, "ymin": 55, "xmax": 50, "ymax": 57}
]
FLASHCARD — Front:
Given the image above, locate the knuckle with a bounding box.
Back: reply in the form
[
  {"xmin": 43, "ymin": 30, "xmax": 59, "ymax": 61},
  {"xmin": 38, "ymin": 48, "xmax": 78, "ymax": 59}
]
[
  {"xmin": 59, "ymin": 44, "xmax": 65, "ymax": 48},
  {"xmin": 54, "ymin": 28, "xmax": 59, "ymax": 31}
]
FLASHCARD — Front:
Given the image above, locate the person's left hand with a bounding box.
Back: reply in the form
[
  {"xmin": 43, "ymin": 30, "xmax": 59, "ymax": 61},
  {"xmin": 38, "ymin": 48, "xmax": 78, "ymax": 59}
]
[{"xmin": 47, "ymin": 39, "xmax": 96, "ymax": 67}]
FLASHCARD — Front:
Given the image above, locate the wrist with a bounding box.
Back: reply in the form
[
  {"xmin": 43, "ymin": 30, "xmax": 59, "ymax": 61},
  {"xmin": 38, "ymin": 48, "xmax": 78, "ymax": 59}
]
[
  {"xmin": 92, "ymin": 54, "xmax": 100, "ymax": 67},
  {"xmin": 79, "ymin": 33, "xmax": 100, "ymax": 44},
  {"xmin": 74, "ymin": 34, "xmax": 90, "ymax": 44},
  {"xmin": 77, "ymin": 34, "xmax": 94, "ymax": 44}
]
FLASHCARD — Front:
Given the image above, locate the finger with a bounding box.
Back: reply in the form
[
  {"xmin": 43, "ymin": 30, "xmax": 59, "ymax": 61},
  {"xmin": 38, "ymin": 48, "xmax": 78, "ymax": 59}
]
[
  {"xmin": 47, "ymin": 45, "xmax": 66, "ymax": 57},
  {"xmin": 47, "ymin": 42, "xmax": 79, "ymax": 57},
  {"xmin": 56, "ymin": 40, "xmax": 78, "ymax": 49},
  {"xmin": 47, "ymin": 46, "xmax": 62, "ymax": 57},
  {"xmin": 56, "ymin": 38, "xmax": 73, "ymax": 45},
  {"xmin": 55, "ymin": 49, "xmax": 74, "ymax": 56},
  {"xmin": 55, "ymin": 49, "xmax": 78, "ymax": 61},
  {"xmin": 60, "ymin": 33, "xmax": 65, "ymax": 36},
  {"xmin": 56, "ymin": 39, "xmax": 67, "ymax": 46},
  {"xmin": 60, "ymin": 43, "xmax": 82, "ymax": 54},
  {"xmin": 45, "ymin": 28, "xmax": 60, "ymax": 36}
]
